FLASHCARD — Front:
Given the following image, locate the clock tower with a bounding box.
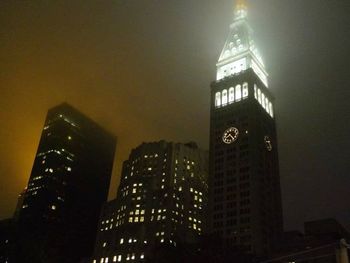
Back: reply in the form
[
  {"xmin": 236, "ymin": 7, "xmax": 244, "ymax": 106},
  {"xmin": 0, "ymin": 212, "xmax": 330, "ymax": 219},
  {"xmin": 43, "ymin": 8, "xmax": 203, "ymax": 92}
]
[{"xmin": 209, "ymin": 0, "xmax": 283, "ymax": 256}]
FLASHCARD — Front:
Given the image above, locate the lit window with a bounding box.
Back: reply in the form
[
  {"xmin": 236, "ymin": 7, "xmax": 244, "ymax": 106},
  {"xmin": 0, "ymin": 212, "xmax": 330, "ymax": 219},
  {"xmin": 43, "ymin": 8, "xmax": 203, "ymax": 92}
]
[
  {"xmin": 120, "ymin": 238, "xmax": 124, "ymax": 244},
  {"xmin": 215, "ymin": 92, "xmax": 221, "ymax": 107},
  {"xmin": 269, "ymin": 102, "xmax": 274, "ymax": 117},
  {"xmin": 258, "ymin": 88, "xmax": 262, "ymax": 104},
  {"xmin": 222, "ymin": 89, "xmax": 228, "ymax": 105},
  {"xmin": 262, "ymin": 93, "xmax": 266, "ymax": 109},
  {"xmin": 229, "ymin": 87, "xmax": 235, "ymax": 103},
  {"xmin": 51, "ymin": 205, "xmax": 56, "ymax": 210},
  {"xmin": 235, "ymin": 85, "xmax": 242, "ymax": 101},
  {"xmin": 243, "ymin": 82, "xmax": 248, "ymax": 98},
  {"xmin": 140, "ymin": 253, "xmax": 145, "ymax": 259},
  {"xmin": 117, "ymin": 255, "xmax": 122, "ymax": 262},
  {"xmin": 254, "ymin": 85, "xmax": 258, "ymax": 99}
]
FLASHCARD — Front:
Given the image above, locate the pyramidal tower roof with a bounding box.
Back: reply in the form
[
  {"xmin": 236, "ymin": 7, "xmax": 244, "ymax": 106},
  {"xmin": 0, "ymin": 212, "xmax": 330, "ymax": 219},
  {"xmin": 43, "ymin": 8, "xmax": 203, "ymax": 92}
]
[{"xmin": 216, "ymin": 0, "xmax": 268, "ymax": 87}]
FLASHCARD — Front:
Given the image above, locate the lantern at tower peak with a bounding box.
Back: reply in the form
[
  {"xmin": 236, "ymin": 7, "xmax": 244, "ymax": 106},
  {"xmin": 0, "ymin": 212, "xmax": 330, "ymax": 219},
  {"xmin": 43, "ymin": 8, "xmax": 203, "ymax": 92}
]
[
  {"xmin": 216, "ymin": 0, "xmax": 268, "ymax": 87},
  {"xmin": 234, "ymin": 0, "xmax": 247, "ymax": 20}
]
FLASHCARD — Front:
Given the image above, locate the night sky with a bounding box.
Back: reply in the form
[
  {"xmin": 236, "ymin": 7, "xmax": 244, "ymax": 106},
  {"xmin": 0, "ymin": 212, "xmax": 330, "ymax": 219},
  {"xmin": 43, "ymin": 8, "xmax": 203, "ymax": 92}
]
[{"xmin": 0, "ymin": 0, "xmax": 349, "ymax": 232}]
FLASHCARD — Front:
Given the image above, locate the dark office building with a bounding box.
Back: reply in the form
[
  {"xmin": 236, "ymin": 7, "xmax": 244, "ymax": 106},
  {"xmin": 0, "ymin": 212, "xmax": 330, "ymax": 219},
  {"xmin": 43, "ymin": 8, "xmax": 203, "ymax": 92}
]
[
  {"xmin": 0, "ymin": 219, "xmax": 15, "ymax": 263},
  {"xmin": 13, "ymin": 188, "xmax": 26, "ymax": 221},
  {"xmin": 92, "ymin": 141, "xmax": 208, "ymax": 263},
  {"xmin": 271, "ymin": 219, "xmax": 350, "ymax": 263},
  {"xmin": 209, "ymin": 1, "xmax": 283, "ymax": 256},
  {"xmin": 17, "ymin": 103, "xmax": 116, "ymax": 263},
  {"xmin": 304, "ymin": 219, "xmax": 350, "ymax": 241}
]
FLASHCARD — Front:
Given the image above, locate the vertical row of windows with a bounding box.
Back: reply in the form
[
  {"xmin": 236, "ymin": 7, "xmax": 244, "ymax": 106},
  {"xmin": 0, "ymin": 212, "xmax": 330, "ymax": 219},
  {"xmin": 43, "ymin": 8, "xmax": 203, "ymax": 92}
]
[
  {"xmin": 215, "ymin": 83, "xmax": 249, "ymax": 108},
  {"xmin": 254, "ymin": 85, "xmax": 273, "ymax": 118}
]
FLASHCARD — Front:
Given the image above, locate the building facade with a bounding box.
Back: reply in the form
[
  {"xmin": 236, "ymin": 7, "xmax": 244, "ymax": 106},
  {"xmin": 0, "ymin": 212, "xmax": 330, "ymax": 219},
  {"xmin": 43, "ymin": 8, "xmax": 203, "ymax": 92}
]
[
  {"xmin": 17, "ymin": 103, "xmax": 116, "ymax": 263},
  {"xmin": 209, "ymin": 1, "xmax": 283, "ymax": 256},
  {"xmin": 0, "ymin": 219, "xmax": 15, "ymax": 263},
  {"xmin": 270, "ymin": 219, "xmax": 350, "ymax": 263},
  {"xmin": 92, "ymin": 141, "xmax": 208, "ymax": 263}
]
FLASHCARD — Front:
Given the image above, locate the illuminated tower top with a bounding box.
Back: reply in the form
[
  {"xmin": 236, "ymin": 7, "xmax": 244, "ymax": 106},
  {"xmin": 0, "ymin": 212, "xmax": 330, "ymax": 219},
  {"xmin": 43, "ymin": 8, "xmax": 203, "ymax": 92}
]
[{"xmin": 216, "ymin": 0, "xmax": 268, "ymax": 87}]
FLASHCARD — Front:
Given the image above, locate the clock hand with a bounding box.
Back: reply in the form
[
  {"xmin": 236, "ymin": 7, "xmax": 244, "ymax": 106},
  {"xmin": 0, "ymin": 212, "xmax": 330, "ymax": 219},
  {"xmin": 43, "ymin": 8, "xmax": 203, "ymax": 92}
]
[{"xmin": 226, "ymin": 134, "xmax": 234, "ymax": 140}]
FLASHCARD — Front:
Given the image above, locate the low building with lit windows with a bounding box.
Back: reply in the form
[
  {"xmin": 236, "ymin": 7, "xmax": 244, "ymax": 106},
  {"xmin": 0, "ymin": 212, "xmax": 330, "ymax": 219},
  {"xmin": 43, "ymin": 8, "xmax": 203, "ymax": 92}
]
[
  {"xmin": 17, "ymin": 103, "xmax": 116, "ymax": 263},
  {"xmin": 92, "ymin": 141, "xmax": 208, "ymax": 263}
]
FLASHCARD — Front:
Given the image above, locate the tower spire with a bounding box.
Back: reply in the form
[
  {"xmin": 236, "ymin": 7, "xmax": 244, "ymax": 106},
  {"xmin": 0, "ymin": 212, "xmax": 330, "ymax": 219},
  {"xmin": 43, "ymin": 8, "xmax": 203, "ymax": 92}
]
[
  {"xmin": 216, "ymin": 0, "xmax": 268, "ymax": 86},
  {"xmin": 236, "ymin": 0, "xmax": 247, "ymax": 10},
  {"xmin": 234, "ymin": 0, "xmax": 248, "ymax": 20}
]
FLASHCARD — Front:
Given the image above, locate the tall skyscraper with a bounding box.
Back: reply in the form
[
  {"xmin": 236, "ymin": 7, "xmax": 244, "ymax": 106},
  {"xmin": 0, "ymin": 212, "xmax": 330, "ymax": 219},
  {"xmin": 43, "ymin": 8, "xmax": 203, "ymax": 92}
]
[
  {"xmin": 92, "ymin": 141, "xmax": 208, "ymax": 263},
  {"xmin": 17, "ymin": 103, "xmax": 116, "ymax": 263},
  {"xmin": 209, "ymin": 1, "xmax": 283, "ymax": 256}
]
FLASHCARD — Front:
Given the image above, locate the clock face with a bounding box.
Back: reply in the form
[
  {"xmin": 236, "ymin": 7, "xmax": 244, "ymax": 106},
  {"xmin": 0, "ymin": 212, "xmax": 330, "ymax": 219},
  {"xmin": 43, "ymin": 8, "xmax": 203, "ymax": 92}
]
[
  {"xmin": 264, "ymin": 136, "xmax": 272, "ymax": 151},
  {"xmin": 222, "ymin": 127, "xmax": 239, "ymax": 144}
]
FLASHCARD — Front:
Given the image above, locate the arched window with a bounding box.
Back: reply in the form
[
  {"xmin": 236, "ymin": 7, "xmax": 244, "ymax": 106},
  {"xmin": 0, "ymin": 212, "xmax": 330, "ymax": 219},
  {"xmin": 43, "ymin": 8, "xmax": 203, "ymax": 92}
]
[
  {"xmin": 235, "ymin": 85, "xmax": 242, "ymax": 101},
  {"xmin": 258, "ymin": 89, "xmax": 262, "ymax": 104},
  {"xmin": 269, "ymin": 102, "xmax": 274, "ymax": 117},
  {"xmin": 265, "ymin": 98, "xmax": 270, "ymax": 115},
  {"xmin": 261, "ymin": 93, "xmax": 266, "ymax": 110},
  {"xmin": 229, "ymin": 87, "xmax": 235, "ymax": 103},
  {"xmin": 222, "ymin": 89, "xmax": 228, "ymax": 105},
  {"xmin": 242, "ymin": 82, "xmax": 249, "ymax": 99},
  {"xmin": 215, "ymin": 92, "xmax": 221, "ymax": 107},
  {"xmin": 254, "ymin": 85, "xmax": 258, "ymax": 99}
]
